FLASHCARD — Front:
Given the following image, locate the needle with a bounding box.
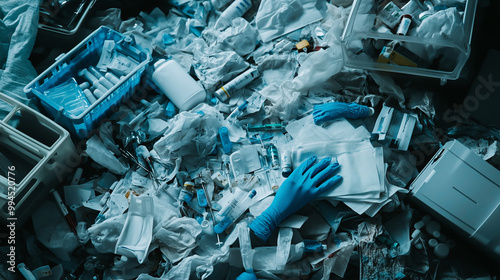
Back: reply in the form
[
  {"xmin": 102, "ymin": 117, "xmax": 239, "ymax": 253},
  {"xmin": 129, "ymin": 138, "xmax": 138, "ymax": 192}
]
[{"xmin": 198, "ymin": 174, "xmax": 223, "ymax": 246}]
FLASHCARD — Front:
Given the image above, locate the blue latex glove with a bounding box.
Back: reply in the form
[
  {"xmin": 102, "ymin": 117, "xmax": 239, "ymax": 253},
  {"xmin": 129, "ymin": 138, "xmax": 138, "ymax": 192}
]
[
  {"xmin": 249, "ymin": 156, "xmax": 342, "ymax": 241},
  {"xmin": 236, "ymin": 272, "xmax": 257, "ymax": 280},
  {"xmin": 313, "ymin": 102, "xmax": 373, "ymax": 125}
]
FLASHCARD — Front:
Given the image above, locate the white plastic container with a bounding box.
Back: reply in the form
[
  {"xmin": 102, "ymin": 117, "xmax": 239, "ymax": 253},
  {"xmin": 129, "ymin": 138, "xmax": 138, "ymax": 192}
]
[
  {"xmin": 341, "ymin": 0, "xmax": 478, "ymax": 83},
  {"xmin": 151, "ymin": 59, "xmax": 206, "ymax": 111},
  {"xmin": 215, "ymin": 0, "xmax": 252, "ymax": 29},
  {"xmin": 0, "ymin": 92, "xmax": 79, "ymax": 226}
]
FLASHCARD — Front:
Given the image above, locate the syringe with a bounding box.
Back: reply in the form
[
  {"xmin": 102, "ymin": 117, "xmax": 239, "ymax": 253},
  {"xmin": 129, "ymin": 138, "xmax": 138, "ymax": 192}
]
[{"xmin": 247, "ymin": 122, "xmax": 284, "ymax": 132}]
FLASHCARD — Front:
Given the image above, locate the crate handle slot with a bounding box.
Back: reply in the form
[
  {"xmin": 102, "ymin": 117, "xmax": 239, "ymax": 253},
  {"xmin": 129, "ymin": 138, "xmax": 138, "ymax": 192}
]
[{"xmin": 8, "ymin": 134, "xmax": 42, "ymax": 158}]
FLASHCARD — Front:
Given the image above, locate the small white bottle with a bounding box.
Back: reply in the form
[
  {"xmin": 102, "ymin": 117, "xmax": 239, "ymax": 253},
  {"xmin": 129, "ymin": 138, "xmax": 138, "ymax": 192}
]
[
  {"xmin": 215, "ymin": 67, "xmax": 260, "ymax": 102},
  {"xmin": 215, "ymin": 0, "xmax": 252, "ymax": 29},
  {"xmin": 151, "ymin": 59, "xmax": 206, "ymax": 111}
]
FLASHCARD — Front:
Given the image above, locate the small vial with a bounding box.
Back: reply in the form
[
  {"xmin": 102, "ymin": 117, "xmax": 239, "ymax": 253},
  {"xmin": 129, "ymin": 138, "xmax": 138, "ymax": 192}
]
[
  {"xmin": 197, "ymin": 189, "xmax": 208, "ymax": 208},
  {"xmin": 83, "ymin": 89, "xmax": 97, "ymax": 104},
  {"xmin": 214, "ymin": 190, "xmax": 257, "ymax": 234},
  {"xmin": 105, "ymin": 72, "xmax": 121, "ymax": 84},
  {"xmin": 414, "ymin": 220, "xmax": 425, "ymax": 230},
  {"xmin": 281, "ymin": 150, "xmax": 292, "ymax": 177},
  {"xmin": 215, "ymin": 67, "xmax": 260, "ymax": 102},
  {"xmin": 93, "ymin": 88, "xmax": 106, "ymax": 98},
  {"xmin": 219, "ymin": 126, "xmax": 233, "ymax": 154},
  {"xmin": 397, "ymin": 14, "xmax": 412, "ymax": 35},
  {"xmin": 267, "ymin": 144, "xmax": 280, "ymax": 170},
  {"xmin": 411, "ymin": 229, "xmax": 423, "ymax": 239},
  {"xmin": 99, "ymin": 77, "xmax": 114, "ymax": 89},
  {"xmin": 428, "ymin": 238, "xmax": 438, "ymax": 248},
  {"xmin": 178, "ymin": 181, "xmax": 195, "ymax": 204},
  {"xmin": 79, "ymin": 81, "xmax": 90, "ymax": 90},
  {"xmin": 89, "ymin": 66, "xmax": 114, "ymax": 89},
  {"xmin": 200, "ymin": 218, "xmax": 214, "ymax": 235}
]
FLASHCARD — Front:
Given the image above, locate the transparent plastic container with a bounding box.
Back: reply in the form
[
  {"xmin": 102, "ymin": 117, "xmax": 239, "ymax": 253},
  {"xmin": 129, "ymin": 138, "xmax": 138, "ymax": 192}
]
[
  {"xmin": 0, "ymin": 92, "xmax": 79, "ymax": 226},
  {"xmin": 341, "ymin": 0, "xmax": 478, "ymax": 83}
]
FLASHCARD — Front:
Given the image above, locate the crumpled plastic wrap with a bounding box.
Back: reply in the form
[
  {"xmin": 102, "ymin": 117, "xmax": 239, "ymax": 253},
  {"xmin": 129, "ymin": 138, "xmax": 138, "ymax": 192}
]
[
  {"xmin": 0, "ymin": 1, "xmax": 39, "ymax": 102},
  {"xmin": 416, "ymin": 8, "xmax": 465, "ymax": 46},
  {"xmin": 203, "ymin": 17, "xmax": 258, "ymax": 57},
  {"xmin": 193, "ymin": 50, "xmax": 249, "ymax": 92},
  {"xmin": 88, "ymin": 214, "xmax": 127, "ymax": 254},
  {"xmin": 255, "ymin": 0, "xmax": 326, "ymax": 43},
  {"xmin": 32, "ymin": 201, "xmax": 81, "ymax": 262},
  {"xmin": 86, "ymin": 134, "xmax": 130, "ymax": 175},
  {"xmin": 369, "ymin": 72, "xmax": 406, "ymax": 106},
  {"xmin": 416, "ymin": 7, "xmax": 466, "ymax": 68},
  {"xmin": 87, "ymin": 7, "xmax": 122, "ymax": 31},
  {"xmin": 283, "ymin": 44, "xmax": 344, "ymax": 93},
  {"xmin": 153, "ymin": 217, "xmax": 203, "ymax": 263},
  {"xmin": 153, "ymin": 104, "xmax": 224, "ymax": 161}
]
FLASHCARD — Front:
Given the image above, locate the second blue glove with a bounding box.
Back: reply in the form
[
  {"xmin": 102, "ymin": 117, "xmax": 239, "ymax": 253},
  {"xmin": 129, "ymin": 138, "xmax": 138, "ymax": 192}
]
[{"xmin": 249, "ymin": 156, "xmax": 342, "ymax": 241}]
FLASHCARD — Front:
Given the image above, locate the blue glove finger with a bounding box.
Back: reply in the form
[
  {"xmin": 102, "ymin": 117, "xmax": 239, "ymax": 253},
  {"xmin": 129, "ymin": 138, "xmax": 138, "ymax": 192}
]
[
  {"xmin": 346, "ymin": 103, "xmax": 370, "ymax": 119},
  {"xmin": 310, "ymin": 162, "xmax": 340, "ymax": 188},
  {"xmin": 316, "ymin": 175, "xmax": 343, "ymax": 195},
  {"xmin": 296, "ymin": 156, "xmax": 317, "ymax": 176},
  {"xmin": 307, "ymin": 157, "xmax": 332, "ymax": 179},
  {"xmin": 236, "ymin": 272, "xmax": 257, "ymax": 280},
  {"xmin": 312, "ymin": 106, "xmax": 326, "ymax": 117}
]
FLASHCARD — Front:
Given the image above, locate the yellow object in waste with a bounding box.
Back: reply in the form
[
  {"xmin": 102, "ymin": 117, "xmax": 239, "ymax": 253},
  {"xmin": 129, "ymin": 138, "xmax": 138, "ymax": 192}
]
[
  {"xmin": 296, "ymin": 40, "xmax": 310, "ymax": 52},
  {"xmin": 376, "ymin": 41, "xmax": 427, "ymax": 67}
]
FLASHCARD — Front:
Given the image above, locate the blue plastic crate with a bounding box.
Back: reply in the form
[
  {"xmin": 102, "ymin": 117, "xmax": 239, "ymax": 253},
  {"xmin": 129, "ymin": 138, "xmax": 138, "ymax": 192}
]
[{"xmin": 24, "ymin": 26, "xmax": 151, "ymax": 139}]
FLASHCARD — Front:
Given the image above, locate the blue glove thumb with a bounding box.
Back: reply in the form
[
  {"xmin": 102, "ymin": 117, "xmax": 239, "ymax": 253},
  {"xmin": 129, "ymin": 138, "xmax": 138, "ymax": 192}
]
[
  {"xmin": 236, "ymin": 271, "xmax": 257, "ymax": 280},
  {"xmin": 313, "ymin": 102, "xmax": 373, "ymax": 125}
]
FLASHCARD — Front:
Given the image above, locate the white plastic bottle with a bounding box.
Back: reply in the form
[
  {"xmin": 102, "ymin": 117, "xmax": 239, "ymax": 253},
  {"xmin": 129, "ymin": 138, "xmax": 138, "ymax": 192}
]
[
  {"xmin": 215, "ymin": 0, "xmax": 252, "ymax": 29},
  {"xmin": 215, "ymin": 67, "xmax": 260, "ymax": 102},
  {"xmin": 151, "ymin": 59, "xmax": 206, "ymax": 111}
]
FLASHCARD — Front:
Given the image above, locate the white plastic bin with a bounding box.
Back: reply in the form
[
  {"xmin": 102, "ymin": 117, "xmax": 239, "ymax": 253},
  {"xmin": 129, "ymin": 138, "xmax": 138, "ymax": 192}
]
[{"xmin": 0, "ymin": 92, "xmax": 79, "ymax": 226}]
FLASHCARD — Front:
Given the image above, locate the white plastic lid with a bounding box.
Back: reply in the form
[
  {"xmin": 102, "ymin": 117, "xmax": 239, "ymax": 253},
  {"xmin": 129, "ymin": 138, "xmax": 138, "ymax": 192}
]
[
  {"xmin": 434, "ymin": 243, "xmax": 450, "ymax": 258},
  {"xmin": 154, "ymin": 59, "xmax": 167, "ymax": 69}
]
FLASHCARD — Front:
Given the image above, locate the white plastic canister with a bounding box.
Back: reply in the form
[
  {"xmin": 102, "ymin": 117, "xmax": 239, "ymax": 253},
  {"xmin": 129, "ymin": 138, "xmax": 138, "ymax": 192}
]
[{"xmin": 151, "ymin": 59, "xmax": 206, "ymax": 111}]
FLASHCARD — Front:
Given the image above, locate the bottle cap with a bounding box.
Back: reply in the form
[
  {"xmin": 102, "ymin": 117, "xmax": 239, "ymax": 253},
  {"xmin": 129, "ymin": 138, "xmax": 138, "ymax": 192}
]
[
  {"xmin": 248, "ymin": 189, "xmax": 257, "ymax": 199},
  {"xmin": 419, "ymin": 11, "xmax": 432, "ymax": 21},
  {"xmin": 215, "ymin": 87, "xmax": 230, "ymax": 102},
  {"xmin": 428, "ymin": 238, "xmax": 438, "ymax": 248},
  {"xmin": 434, "ymin": 243, "xmax": 450, "ymax": 258},
  {"xmin": 154, "ymin": 59, "xmax": 167, "ymax": 69}
]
